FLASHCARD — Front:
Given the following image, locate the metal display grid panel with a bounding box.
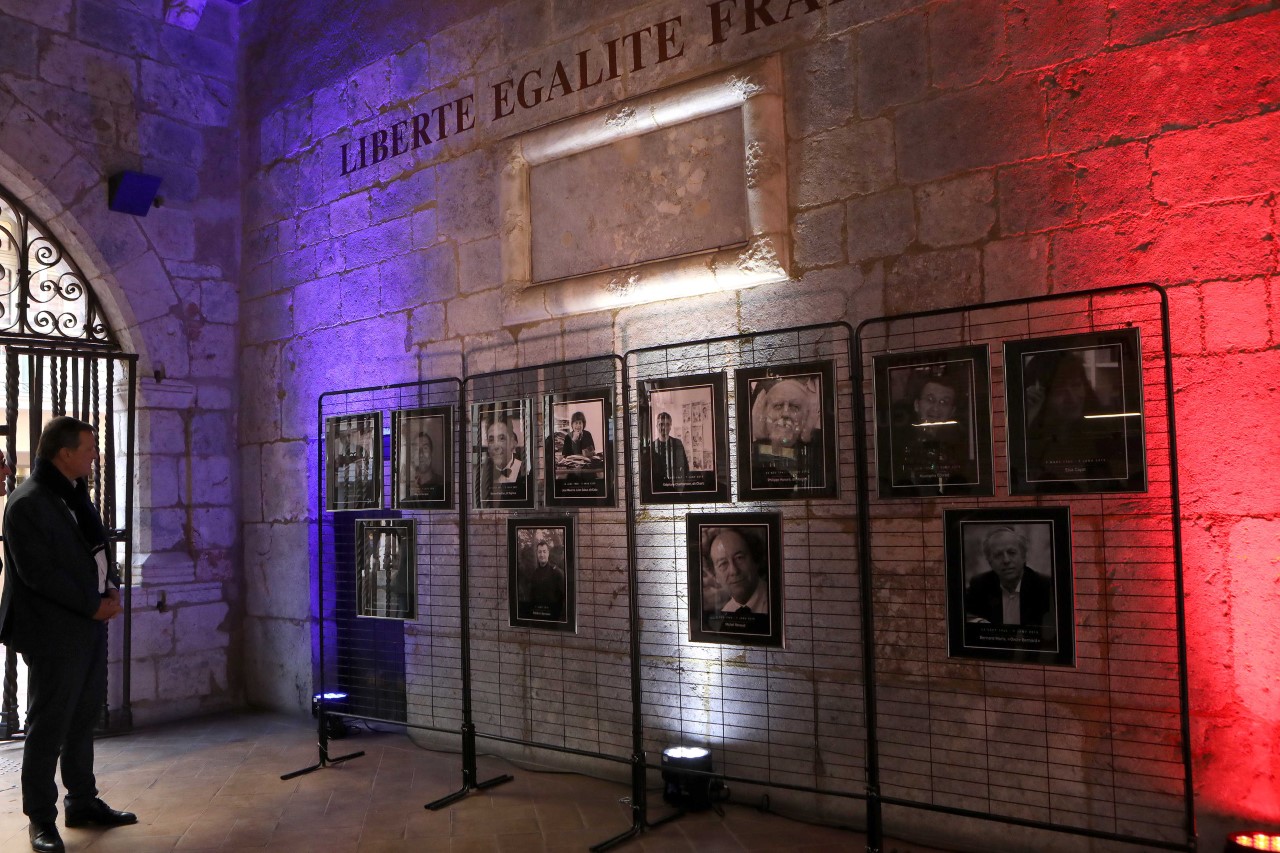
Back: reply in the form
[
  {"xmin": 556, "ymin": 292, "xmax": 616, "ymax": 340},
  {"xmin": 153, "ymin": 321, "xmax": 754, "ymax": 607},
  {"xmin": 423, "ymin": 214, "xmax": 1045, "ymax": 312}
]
[
  {"xmin": 462, "ymin": 356, "xmax": 634, "ymax": 764},
  {"xmin": 853, "ymin": 284, "xmax": 1194, "ymax": 852},
  {"xmin": 624, "ymin": 323, "xmax": 868, "ymax": 802},
  {"xmin": 311, "ymin": 378, "xmax": 466, "ymax": 746}
]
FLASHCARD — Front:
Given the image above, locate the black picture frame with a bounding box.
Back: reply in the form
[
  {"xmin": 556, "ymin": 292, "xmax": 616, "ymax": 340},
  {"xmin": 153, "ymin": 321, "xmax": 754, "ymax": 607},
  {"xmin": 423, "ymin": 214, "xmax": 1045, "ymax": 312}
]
[
  {"xmin": 686, "ymin": 512, "xmax": 783, "ymax": 648},
  {"xmin": 638, "ymin": 372, "xmax": 730, "ymax": 504},
  {"xmin": 355, "ymin": 518, "xmax": 415, "ymax": 620},
  {"xmin": 544, "ymin": 388, "xmax": 614, "ymax": 507},
  {"xmin": 507, "ymin": 517, "xmax": 576, "ymax": 632},
  {"xmin": 873, "ymin": 345, "xmax": 993, "ymax": 499},
  {"xmin": 325, "ymin": 412, "xmax": 382, "ymax": 512},
  {"xmin": 1004, "ymin": 329, "xmax": 1147, "ymax": 495},
  {"xmin": 944, "ymin": 507, "xmax": 1074, "ymax": 666},
  {"xmin": 472, "ymin": 398, "xmax": 535, "ymax": 510},
  {"xmin": 735, "ymin": 360, "xmax": 839, "ymax": 501},
  {"xmin": 391, "ymin": 407, "xmax": 452, "ymax": 510}
]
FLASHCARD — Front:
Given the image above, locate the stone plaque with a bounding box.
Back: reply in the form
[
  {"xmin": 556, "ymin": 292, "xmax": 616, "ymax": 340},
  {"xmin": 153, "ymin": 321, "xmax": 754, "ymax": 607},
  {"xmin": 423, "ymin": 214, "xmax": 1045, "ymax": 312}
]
[{"xmin": 529, "ymin": 109, "xmax": 749, "ymax": 283}]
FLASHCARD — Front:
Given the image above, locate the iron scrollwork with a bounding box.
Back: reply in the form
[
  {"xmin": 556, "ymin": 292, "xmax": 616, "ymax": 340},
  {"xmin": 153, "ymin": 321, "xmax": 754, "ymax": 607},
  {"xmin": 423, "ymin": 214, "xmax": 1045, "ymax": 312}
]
[{"xmin": 0, "ymin": 186, "xmax": 116, "ymax": 347}]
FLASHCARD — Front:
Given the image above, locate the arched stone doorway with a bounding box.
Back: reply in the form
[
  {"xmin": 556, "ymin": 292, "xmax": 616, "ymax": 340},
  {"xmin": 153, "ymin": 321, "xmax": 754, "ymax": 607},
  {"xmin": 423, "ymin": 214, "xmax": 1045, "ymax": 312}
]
[{"xmin": 0, "ymin": 182, "xmax": 139, "ymax": 737}]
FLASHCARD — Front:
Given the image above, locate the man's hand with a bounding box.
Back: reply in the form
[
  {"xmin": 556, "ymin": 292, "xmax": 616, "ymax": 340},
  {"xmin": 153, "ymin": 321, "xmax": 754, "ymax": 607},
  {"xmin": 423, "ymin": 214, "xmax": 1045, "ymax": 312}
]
[{"xmin": 93, "ymin": 591, "xmax": 123, "ymax": 621}]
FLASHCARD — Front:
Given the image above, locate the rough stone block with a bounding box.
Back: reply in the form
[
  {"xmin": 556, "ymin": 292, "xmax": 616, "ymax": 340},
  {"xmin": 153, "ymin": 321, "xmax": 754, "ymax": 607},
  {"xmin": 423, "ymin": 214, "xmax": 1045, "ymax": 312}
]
[
  {"xmin": 422, "ymin": 240, "xmax": 463, "ymax": 303},
  {"xmin": 793, "ymin": 203, "xmax": 846, "ymax": 269},
  {"xmin": 138, "ymin": 113, "xmax": 205, "ymax": 168},
  {"xmin": 1074, "ymin": 142, "xmax": 1152, "ymax": 223},
  {"xmin": 76, "ymin": 0, "xmax": 158, "ymax": 59},
  {"xmin": 0, "ymin": 15, "xmax": 38, "ymax": 75},
  {"xmin": 1005, "ymin": 0, "xmax": 1108, "ymax": 71},
  {"xmin": 447, "ymin": 288, "xmax": 503, "ymax": 337},
  {"xmin": 917, "ymin": 171, "xmax": 995, "ymax": 247},
  {"xmin": 408, "ymin": 302, "xmax": 447, "ymax": 348},
  {"xmin": 142, "ymin": 314, "xmax": 192, "ymax": 381},
  {"xmin": 884, "ymin": 248, "xmax": 981, "ymax": 314},
  {"xmin": 1047, "ymin": 12, "xmax": 1280, "ymax": 151},
  {"xmin": 784, "ymin": 33, "xmax": 856, "ymax": 138},
  {"xmin": 997, "ymin": 156, "xmax": 1077, "ymax": 235},
  {"xmin": 0, "ymin": 102, "xmax": 77, "ymax": 191},
  {"xmin": 140, "ymin": 59, "xmax": 232, "ymax": 126},
  {"xmin": 1151, "ymin": 111, "xmax": 1280, "ymax": 206},
  {"xmin": 174, "ymin": 602, "xmax": 230, "ymax": 654},
  {"xmin": 160, "ymin": 25, "xmax": 234, "ymax": 80},
  {"xmin": 240, "ymin": 444, "xmax": 263, "ymax": 524},
  {"xmin": 437, "ymin": 148, "xmax": 502, "ymax": 243},
  {"xmin": 898, "ymin": 74, "xmax": 1046, "ymax": 183},
  {"xmin": 929, "ymin": 0, "xmax": 1006, "ymax": 89},
  {"xmin": 291, "ymin": 273, "xmax": 339, "ymax": 336},
  {"xmin": 38, "ymin": 35, "xmax": 135, "ymax": 104},
  {"xmin": 982, "ymin": 236, "xmax": 1049, "ymax": 303},
  {"xmin": 1174, "ymin": 349, "xmax": 1280, "ymax": 516},
  {"xmin": 1203, "ymin": 278, "xmax": 1270, "ymax": 353},
  {"xmin": 391, "ymin": 40, "xmax": 432, "ymax": 95},
  {"xmin": 846, "ymin": 188, "xmax": 914, "ymax": 260},
  {"xmin": 372, "ymin": 165, "xmax": 436, "ymax": 224},
  {"xmin": 738, "ymin": 271, "xmax": 852, "ymax": 333},
  {"xmin": 1051, "ymin": 200, "xmax": 1272, "ymax": 289},
  {"xmin": 859, "ymin": 12, "xmax": 927, "ymax": 116},
  {"xmin": 1164, "ymin": 283, "xmax": 1203, "ymax": 357},
  {"xmin": 0, "ymin": 0, "xmax": 71, "ymax": 29},
  {"xmin": 1109, "ymin": 0, "xmax": 1261, "ymax": 47},
  {"xmin": 244, "ymin": 522, "xmax": 311, "ymax": 620},
  {"xmin": 190, "ymin": 453, "xmax": 232, "ymax": 507},
  {"xmin": 792, "ymin": 118, "xmax": 895, "ymax": 208},
  {"xmin": 192, "ymin": 410, "xmax": 232, "ymax": 456},
  {"xmin": 145, "ymin": 206, "xmax": 197, "ymax": 262},
  {"xmin": 243, "ymin": 291, "xmax": 293, "ymax": 344},
  {"xmin": 132, "ymin": 607, "xmax": 176, "ymax": 658},
  {"xmin": 156, "ymin": 648, "xmax": 228, "ymax": 701},
  {"xmin": 344, "ymin": 215, "xmax": 412, "ymax": 269},
  {"xmin": 138, "ymin": 408, "xmax": 186, "ymax": 456},
  {"xmin": 137, "ymin": 453, "xmax": 180, "ymax": 508},
  {"xmin": 243, "ymin": 616, "xmax": 311, "ymax": 712},
  {"xmin": 199, "ymin": 279, "xmax": 238, "ymax": 325},
  {"xmin": 458, "ymin": 235, "xmax": 500, "ymax": 295},
  {"xmin": 328, "ymin": 190, "xmax": 370, "ymax": 237},
  {"xmin": 338, "ymin": 265, "xmax": 381, "ymax": 323},
  {"xmin": 262, "ymin": 441, "xmax": 309, "ymax": 522},
  {"xmin": 191, "ymin": 507, "xmax": 235, "ymax": 550},
  {"xmin": 137, "ymin": 507, "xmax": 186, "ymax": 552}
]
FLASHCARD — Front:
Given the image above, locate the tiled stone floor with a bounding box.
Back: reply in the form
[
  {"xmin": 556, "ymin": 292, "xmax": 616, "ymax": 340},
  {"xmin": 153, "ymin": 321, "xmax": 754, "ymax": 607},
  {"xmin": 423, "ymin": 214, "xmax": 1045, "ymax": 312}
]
[{"xmin": 0, "ymin": 713, "xmax": 951, "ymax": 852}]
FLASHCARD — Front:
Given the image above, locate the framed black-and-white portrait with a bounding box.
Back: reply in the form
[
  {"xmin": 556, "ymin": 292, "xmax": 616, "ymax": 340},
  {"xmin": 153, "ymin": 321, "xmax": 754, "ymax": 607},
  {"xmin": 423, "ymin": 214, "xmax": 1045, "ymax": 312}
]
[
  {"xmin": 686, "ymin": 512, "xmax": 783, "ymax": 648},
  {"xmin": 508, "ymin": 518, "xmax": 575, "ymax": 632},
  {"xmin": 472, "ymin": 398, "xmax": 535, "ymax": 510},
  {"xmin": 325, "ymin": 412, "xmax": 382, "ymax": 511},
  {"xmin": 391, "ymin": 407, "xmax": 451, "ymax": 510},
  {"xmin": 944, "ymin": 507, "xmax": 1074, "ymax": 666},
  {"xmin": 544, "ymin": 388, "xmax": 613, "ymax": 507},
  {"xmin": 735, "ymin": 361, "xmax": 839, "ymax": 501},
  {"xmin": 638, "ymin": 373, "xmax": 730, "ymax": 504},
  {"xmin": 355, "ymin": 518, "xmax": 415, "ymax": 620},
  {"xmin": 1004, "ymin": 329, "xmax": 1146, "ymax": 495},
  {"xmin": 873, "ymin": 346, "xmax": 993, "ymax": 499}
]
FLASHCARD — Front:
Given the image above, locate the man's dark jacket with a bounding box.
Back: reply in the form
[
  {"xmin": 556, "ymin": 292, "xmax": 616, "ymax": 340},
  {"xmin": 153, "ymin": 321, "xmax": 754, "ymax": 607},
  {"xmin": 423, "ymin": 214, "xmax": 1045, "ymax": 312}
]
[
  {"xmin": 0, "ymin": 474, "xmax": 110, "ymax": 655},
  {"xmin": 964, "ymin": 567, "xmax": 1053, "ymax": 626}
]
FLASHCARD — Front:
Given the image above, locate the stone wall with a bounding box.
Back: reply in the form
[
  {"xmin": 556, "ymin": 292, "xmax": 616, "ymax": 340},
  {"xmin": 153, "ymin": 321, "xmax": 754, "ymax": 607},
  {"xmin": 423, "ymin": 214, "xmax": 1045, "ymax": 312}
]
[
  {"xmin": 239, "ymin": 0, "xmax": 1280, "ymax": 848},
  {"xmin": 0, "ymin": 0, "xmax": 242, "ymax": 722}
]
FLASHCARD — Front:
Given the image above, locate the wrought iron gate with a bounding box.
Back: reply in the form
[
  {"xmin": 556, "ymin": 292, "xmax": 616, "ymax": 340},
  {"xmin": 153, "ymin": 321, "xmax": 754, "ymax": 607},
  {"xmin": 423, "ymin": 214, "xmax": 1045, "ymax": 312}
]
[{"xmin": 0, "ymin": 345, "xmax": 137, "ymax": 737}]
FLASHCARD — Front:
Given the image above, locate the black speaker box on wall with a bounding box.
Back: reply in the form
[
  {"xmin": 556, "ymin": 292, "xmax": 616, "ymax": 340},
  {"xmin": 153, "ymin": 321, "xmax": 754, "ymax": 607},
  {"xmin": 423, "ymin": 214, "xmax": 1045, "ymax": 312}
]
[{"xmin": 107, "ymin": 171, "xmax": 163, "ymax": 216}]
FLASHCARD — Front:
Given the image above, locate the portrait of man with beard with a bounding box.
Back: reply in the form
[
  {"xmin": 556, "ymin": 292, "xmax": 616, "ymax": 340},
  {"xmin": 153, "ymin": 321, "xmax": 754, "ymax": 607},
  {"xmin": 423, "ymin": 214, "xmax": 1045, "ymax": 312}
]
[{"xmin": 737, "ymin": 361, "xmax": 838, "ymax": 501}]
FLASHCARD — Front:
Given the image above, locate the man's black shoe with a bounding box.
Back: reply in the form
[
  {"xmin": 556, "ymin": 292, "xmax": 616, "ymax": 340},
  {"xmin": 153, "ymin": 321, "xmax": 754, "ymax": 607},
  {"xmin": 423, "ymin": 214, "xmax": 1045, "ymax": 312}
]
[
  {"xmin": 28, "ymin": 822, "xmax": 64, "ymax": 853},
  {"xmin": 63, "ymin": 798, "xmax": 138, "ymax": 828}
]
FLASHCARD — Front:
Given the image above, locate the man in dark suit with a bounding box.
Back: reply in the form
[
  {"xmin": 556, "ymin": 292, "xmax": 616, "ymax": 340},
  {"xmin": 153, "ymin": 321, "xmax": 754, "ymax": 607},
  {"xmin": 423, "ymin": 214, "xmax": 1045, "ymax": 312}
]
[
  {"xmin": 1, "ymin": 417, "xmax": 138, "ymax": 852},
  {"xmin": 649, "ymin": 411, "xmax": 688, "ymax": 489},
  {"xmin": 964, "ymin": 526, "xmax": 1053, "ymax": 626}
]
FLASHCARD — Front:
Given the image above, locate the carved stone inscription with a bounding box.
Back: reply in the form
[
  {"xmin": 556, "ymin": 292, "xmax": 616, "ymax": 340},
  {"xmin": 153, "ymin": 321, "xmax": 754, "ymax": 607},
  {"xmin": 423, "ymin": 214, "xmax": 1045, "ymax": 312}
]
[{"xmin": 528, "ymin": 109, "xmax": 748, "ymax": 283}]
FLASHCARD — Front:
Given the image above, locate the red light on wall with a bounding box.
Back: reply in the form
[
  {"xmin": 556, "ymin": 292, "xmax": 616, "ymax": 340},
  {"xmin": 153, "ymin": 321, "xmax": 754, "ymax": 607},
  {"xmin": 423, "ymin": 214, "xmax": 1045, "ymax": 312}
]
[{"xmin": 1227, "ymin": 832, "xmax": 1280, "ymax": 852}]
